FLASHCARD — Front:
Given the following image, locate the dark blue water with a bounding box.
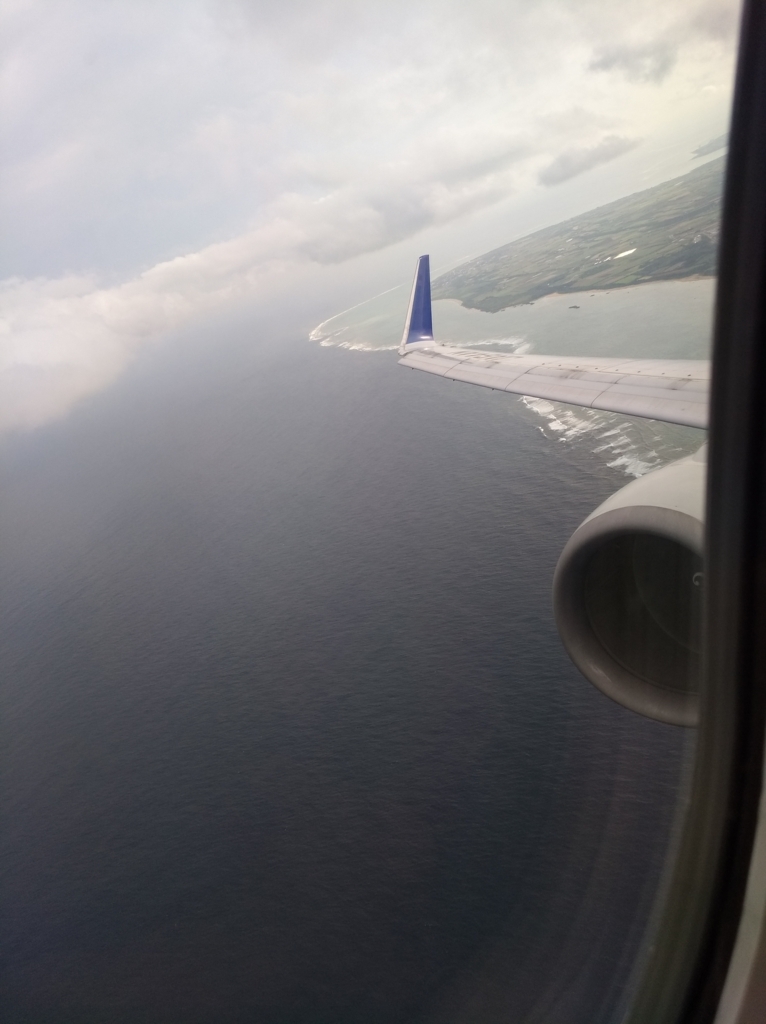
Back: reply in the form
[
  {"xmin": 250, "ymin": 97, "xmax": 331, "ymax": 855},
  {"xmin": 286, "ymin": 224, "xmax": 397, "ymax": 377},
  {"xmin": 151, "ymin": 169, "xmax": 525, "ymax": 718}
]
[{"xmin": 0, "ymin": 313, "xmax": 686, "ymax": 1024}]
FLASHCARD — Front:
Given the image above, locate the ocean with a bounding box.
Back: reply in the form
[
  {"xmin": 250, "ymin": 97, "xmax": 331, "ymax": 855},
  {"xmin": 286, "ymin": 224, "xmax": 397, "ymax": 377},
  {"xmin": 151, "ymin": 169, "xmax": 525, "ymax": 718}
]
[{"xmin": 0, "ymin": 280, "xmax": 708, "ymax": 1023}]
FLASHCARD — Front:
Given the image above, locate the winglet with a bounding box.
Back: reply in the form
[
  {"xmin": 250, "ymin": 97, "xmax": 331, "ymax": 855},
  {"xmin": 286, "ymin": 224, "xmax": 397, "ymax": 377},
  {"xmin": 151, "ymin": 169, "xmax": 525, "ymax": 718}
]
[{"xmin": 399, "ymin": 255, "xmax": 434, "ymax": 354}]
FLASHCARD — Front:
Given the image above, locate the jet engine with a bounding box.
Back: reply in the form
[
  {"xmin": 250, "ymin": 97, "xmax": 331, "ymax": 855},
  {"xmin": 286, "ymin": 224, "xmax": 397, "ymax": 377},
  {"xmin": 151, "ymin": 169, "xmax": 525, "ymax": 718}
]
[{"xmin": 552, "ymin": 447, "xmax": 706, "ymax": 726}]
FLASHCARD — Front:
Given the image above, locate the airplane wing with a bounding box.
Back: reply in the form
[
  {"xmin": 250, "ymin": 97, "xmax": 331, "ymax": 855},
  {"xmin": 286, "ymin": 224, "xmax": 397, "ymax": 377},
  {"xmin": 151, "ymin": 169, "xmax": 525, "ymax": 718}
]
[{"xmin": 399, "ymin": 255, "xmax": 710, "ymax": 430}]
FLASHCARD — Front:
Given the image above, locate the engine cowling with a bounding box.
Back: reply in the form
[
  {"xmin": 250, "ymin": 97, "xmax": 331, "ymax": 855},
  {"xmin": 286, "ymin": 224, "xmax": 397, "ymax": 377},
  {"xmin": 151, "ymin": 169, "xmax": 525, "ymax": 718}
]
[{"xmin": 552, "ymin": 447, "xmax": 706, "ymax": 727}]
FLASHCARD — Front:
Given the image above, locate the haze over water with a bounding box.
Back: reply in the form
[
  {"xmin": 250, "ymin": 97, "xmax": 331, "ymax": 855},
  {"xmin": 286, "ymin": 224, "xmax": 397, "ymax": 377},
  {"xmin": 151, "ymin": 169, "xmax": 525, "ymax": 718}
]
[{"xmin": 0, "ymin": 292, "xmax": 692, "ymax": 1023}]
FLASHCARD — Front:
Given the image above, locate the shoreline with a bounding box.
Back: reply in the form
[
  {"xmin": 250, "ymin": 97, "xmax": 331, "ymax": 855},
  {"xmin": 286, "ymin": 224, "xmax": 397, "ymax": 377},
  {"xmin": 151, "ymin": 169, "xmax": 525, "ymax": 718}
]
[{"xmin": 442, "ymin": 274, "xmax": 718, "ymax": 314}]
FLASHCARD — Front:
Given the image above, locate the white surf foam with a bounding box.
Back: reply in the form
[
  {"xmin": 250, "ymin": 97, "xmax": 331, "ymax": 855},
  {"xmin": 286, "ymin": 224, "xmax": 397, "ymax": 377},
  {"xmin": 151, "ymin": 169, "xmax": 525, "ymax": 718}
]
[
  {"xmin": 309, "ymin": 285, "xmax": 403, "ymax": 345},
  {"xmin": 520, "ymin": 398, "xmax": 679, "ymax": 478}
]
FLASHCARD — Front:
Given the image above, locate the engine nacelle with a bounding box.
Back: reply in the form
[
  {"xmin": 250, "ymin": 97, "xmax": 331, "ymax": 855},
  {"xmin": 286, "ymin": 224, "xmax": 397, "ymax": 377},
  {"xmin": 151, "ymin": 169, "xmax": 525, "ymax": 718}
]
[{"xmin": 553, "ymin": 447, "xmax": 706, "ymax": 726}]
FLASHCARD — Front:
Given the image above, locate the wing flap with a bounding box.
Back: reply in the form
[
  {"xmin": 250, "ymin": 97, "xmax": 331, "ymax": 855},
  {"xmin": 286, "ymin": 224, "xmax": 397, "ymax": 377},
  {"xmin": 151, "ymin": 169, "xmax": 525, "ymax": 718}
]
[
  {"xmin": 510, "ymin": 375, "xmax": 610, "ymax": 406},
  {"xmin": 443, "ymin": 365, "xmax": 526, "ymax": 389},
  {"xmin": 590, "ymin": 392, "xmax": 707, "ymax": 427},
  {"xmin": 400, "ymin": 344, "xmax": 710, "ymax": 428},
  {"xmin": 399, "ymin": 348, "xmax": 464, "ymax": 375}
]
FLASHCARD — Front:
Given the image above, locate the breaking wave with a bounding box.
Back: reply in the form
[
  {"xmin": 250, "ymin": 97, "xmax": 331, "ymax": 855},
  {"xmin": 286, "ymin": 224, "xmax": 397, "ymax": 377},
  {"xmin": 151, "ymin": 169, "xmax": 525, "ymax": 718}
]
[
  {"xmin": 312, "ymin": 280, "xmax": 709, "ymax": 477},
  {"xmin": 520, "ymin": 397, "xmax": 703, "ymax": 478},
  {"xmin": 309, "ymin": 287, "xmax": 404, "ymax": 350}
]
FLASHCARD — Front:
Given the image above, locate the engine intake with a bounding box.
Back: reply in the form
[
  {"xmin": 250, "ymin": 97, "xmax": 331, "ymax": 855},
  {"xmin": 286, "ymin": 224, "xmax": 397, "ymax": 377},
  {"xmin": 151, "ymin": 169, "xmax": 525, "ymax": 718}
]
[{"xmin": 553, "ymin": 448, "xmax": 706, "ymax": 726}]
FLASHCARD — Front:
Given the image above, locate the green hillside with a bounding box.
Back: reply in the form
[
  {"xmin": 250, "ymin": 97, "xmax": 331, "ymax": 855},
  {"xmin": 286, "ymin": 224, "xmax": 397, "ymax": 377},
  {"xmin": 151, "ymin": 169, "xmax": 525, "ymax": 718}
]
[{"xmin": 432, "ymin": 156, "xmax": 724, "ymax": 312}]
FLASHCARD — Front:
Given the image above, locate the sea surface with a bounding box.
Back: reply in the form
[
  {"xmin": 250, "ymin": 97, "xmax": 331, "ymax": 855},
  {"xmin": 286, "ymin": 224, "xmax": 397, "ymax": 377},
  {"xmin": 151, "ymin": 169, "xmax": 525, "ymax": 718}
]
[
  {"xmin": 0, "ymin": 282, "xmax": 707, "ymax": 1023},
  {"xmin": 313, "ymin": 278, "xmax": 713, "ymax": 476}
]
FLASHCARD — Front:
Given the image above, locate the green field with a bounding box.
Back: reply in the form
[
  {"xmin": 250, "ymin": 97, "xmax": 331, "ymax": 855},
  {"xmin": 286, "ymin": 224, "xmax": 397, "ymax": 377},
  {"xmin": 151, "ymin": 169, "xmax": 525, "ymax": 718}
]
[{"xmin": 432, "ymin": 156, "xmax": 724, "ymax": 312}]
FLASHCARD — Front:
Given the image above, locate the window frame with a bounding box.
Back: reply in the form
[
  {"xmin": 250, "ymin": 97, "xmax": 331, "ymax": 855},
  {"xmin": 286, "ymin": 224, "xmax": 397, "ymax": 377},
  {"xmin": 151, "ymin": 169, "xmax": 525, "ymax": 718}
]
[{"xmin": 623, "ymin": 3, "xmax": 766, "ymax": 1021}]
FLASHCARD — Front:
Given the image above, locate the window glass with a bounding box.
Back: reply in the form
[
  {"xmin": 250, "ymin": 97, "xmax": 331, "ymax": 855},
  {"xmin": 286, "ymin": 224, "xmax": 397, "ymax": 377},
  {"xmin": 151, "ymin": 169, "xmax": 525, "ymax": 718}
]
[{"xmin": 0, "ymin": 2, "xmax": 743, "ymax": 1022}]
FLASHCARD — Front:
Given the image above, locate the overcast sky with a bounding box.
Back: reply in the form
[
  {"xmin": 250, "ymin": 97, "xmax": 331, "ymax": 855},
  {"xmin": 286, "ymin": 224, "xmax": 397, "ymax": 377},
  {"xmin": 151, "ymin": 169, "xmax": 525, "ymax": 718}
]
[{"xmin": 1, "ymin": 0, "xmax": 741, "ymax": 433}]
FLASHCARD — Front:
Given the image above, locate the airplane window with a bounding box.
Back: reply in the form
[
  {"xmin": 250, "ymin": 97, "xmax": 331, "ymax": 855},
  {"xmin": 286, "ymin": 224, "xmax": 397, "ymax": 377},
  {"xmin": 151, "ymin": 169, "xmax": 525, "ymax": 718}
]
[{"xmin": 0, "ymin": 2, "xmax": 757, "ymax": 1023}]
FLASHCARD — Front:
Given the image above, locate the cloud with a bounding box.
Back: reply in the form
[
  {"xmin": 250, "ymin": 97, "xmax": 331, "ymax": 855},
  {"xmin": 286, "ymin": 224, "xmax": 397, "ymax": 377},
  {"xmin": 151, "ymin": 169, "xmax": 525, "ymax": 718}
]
[
  {"xmin": 538, "ymin": 135, "xmax": 640, "ymax": 186},
  {"xmin": 0, "ymin": 146, "xmax": 532, "ymax": 433},
  {"xmin": 587, "ymin": 0, "xmax": 741, "ymax": 83},
  {"xmin": 0, "ymin": 0, "xmax": 741, "ymax": 433},
  {"xmin": 0, "ymin": 245, "xmax": 292, "ymax": 434},
  {"xmin": 589, "ymin": 42, "xmax": 678, "ymax": 83}
]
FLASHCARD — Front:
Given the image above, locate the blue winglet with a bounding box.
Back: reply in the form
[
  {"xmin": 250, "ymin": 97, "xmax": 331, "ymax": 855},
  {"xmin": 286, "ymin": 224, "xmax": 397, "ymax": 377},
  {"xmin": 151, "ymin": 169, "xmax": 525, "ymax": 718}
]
[{"xmin": 399, "ymin": 255, "xmax": 434, "ymax": 353}]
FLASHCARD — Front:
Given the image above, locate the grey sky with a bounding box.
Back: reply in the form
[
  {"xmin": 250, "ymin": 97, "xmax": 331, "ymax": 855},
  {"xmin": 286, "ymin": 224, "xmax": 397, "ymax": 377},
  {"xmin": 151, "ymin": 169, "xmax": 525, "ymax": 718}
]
[
  {"xmin": 0, "ymin": 0, "xmax": 741, "ymax": 432},
  {"xmin": 539, "ymin": 135, "xmax": 640, "ymax": 186}
]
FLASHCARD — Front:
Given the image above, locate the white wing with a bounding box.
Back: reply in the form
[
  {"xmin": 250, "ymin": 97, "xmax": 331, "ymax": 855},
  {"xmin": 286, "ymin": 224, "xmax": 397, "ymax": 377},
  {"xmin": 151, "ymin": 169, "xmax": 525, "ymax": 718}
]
[
  {"xmin": 398, "ymin": 256, "xmax": 709, "ymax": 429},
  {"xmin": 399, "ymin": 345, "xmax": 709, "ymax": 429}
]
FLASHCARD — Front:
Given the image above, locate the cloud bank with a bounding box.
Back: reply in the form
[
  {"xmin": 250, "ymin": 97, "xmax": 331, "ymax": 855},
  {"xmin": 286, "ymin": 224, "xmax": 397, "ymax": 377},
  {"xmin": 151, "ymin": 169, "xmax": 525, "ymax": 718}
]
[{"xmin": 0, "ymin": 0, "xmax": 741, "ymax": 433}]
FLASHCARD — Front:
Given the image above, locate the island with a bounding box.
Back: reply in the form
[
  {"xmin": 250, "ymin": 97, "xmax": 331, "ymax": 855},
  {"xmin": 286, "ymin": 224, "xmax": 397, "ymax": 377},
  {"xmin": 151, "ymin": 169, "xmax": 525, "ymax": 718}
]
[{"xmin": 432, "ymin": 156, "xmax": 724, "ymax": 312}]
